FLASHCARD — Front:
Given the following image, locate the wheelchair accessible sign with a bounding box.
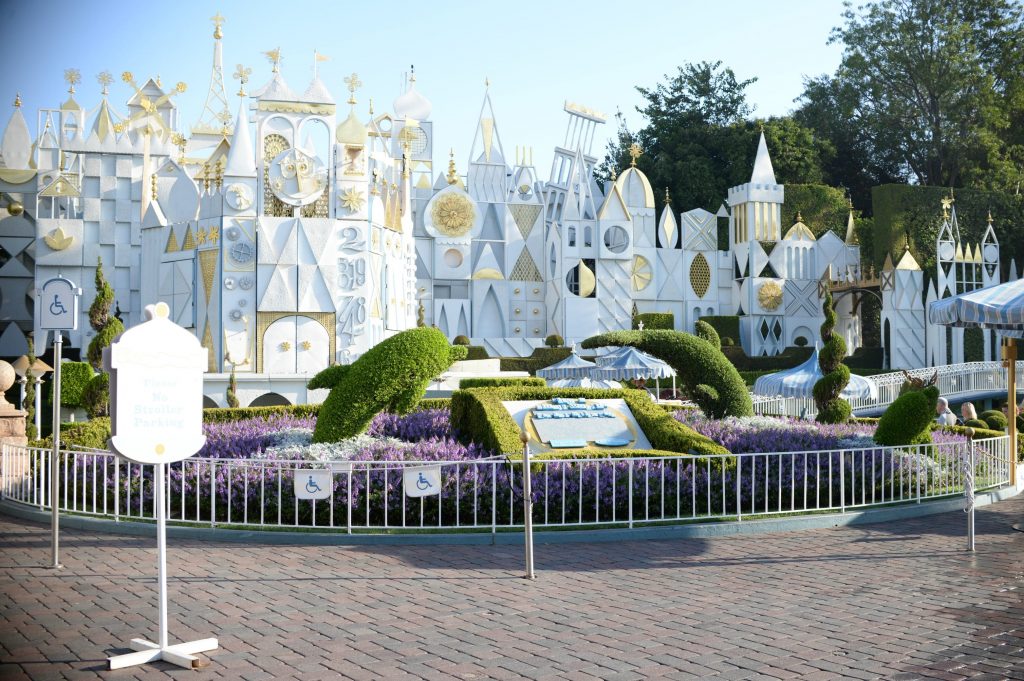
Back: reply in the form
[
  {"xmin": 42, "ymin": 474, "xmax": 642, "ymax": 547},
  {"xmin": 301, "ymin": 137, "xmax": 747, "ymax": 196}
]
[
  {"xmin": 404, "ymin": 465, "xmax": 442, "ymax": 498},
  {"xmin": 295, "ymin": 470, "xmax": 332, "ymax": 500},
  {"xmin": 38, "ymin": 276, "xmax": 81, "ymax": 331}
]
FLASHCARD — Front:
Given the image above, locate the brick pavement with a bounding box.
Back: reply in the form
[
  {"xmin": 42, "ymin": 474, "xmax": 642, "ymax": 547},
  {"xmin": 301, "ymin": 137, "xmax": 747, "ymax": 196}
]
[{"xmin": 1, "ymin": 497, "xmax": 1023, "ymax": 680}]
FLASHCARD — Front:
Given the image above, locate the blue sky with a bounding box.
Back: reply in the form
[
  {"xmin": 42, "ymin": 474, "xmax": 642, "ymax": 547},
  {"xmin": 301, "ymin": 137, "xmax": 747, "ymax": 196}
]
[{"xmin": 2, "ymin": 0, "xmax": 848, "ymax": 179}]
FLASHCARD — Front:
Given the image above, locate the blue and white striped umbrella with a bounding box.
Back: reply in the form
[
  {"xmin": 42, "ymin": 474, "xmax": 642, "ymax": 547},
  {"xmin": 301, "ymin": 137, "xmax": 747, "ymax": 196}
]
[
  {"xmin": 591, "ymin": 346, "xmax": 676, "ymax": 381},
  {"xmin": 753, "ymin": 347, "xmax": 878, "ymax": 400},
  {"xmin": 536, "ymin": 351, "xmax": 598, "ymax": 379},
  {"xmin": 928, "ymin": 278, "xmax": 1024, "ymax": 338}
]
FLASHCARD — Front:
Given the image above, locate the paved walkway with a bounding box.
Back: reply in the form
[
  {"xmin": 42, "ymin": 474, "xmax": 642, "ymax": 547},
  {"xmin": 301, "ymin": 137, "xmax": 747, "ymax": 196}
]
[{"xmin": 1, "ymin": 499, "xmax": 1023, "ymax": 681}]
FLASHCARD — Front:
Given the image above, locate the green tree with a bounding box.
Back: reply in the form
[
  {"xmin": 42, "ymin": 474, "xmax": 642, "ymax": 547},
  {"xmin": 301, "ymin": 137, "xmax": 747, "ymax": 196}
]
[
  {"xmin": 226, "ymin": 365, "xmax": 240, "ymax": 408},
  {"xmin": 86, "ymin": 257, "xmax": 124, "ymax": 371},
  {"xmin": 813, "ymin": 291, "xmax": 852, "ymax": 424},
  {"xmin": 807, "ymin": 0, "xmax": 1024, "ymax": 190}
]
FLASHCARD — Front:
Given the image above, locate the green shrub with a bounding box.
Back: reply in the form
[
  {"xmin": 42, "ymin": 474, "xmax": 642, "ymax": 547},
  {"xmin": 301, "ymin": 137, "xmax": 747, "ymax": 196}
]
[
  {"xmin": 544, "ymin": 334, "xmax": 564, "ymax": 348},
  {"xmin": 453, "ymin": 335, "xmax": 471, "ymax": 346},
  {"xmin": 450, "ymin": 386, "xmax": 728, "ymax": 457},
  {"xmin": 225, "ymin": 366, "xmax": 240, "ymax": 408},
  {"xmin": 449, "ymin": 345, "xmax": 468, "ymax": 362},
  {"xmin": 203, "ymin": 403, "xmax": 321, "ymax": 423},
  {"xmin": 465, "ymin": 346, "xmax": 489, "ymax": 360},
  {"xmin": 459, "ymin": 377, "xmax": 546, "ymax": 389},
  {"xmin": 499, "ymin": 347, "xmax": 572, "ymax": 375},
  {"xmin": 874, "ymin": 385, "xmax": 939, "ymax": 446},
  {"xmin": 693, "ymin": 319, "xmax": 721, "ymax": 349},
  {"xmin": 415, "ymin": 398, "xmax": 451, "ymax": 411},
  {"xmin": 721, "ymin": 345, "xmax": 813, "ymax": 371},
  {"xmin": 312, "ymin": 327, "xmax": 461, "ymax": 442},
  {"xmin": 581, "ymin": 330, "xmax": 752, "ymax": 418},
  {"xmin": 814, "ymin": 290, "xmax": 851, "ymax": 424},
  {"xmin": 82, "ymin": 373, "xmax": 110, "ymax": 419},
  {"xmin": 86, "ymin": 257, "xmax": 124, "ymax": 371},
  {"xmin": 36, "ymin": 417, "xmax": 111, "ymax": 449},
  {"xmin": 963, "ymin": 418, "xmax": 988, "ymax": 430},
  {"xmin": 979, "ymin": 410, "xmax": 1008, "ymax": 431},
  {"xmin": 701, "ymin": 316, "xmax": 740, "ymax": 342},
  {"xmin": 53, "ymin": 361, "xmax": 94, "ymax": 408},
  {"xmin": 634, "ymin": 312, "xmax": 674, "ymax": 330},
  {"xmin": 721, "ymin": 336, "xmax": 735, "ymax": 346},
  {"xmin": 793, "ymin": 336, "xmax": 808, "ymax": 347}
]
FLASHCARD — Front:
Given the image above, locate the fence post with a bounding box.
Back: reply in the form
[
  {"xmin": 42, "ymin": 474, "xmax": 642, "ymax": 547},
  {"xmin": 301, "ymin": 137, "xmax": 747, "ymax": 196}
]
[
  {"xmin": 628, "ymin": 459, "xmax": 634, "ymax": 529},
  {"xmin": 965, "ymin": 430, "xmax": 975, "ymax": 552},
  {"xmin": 840, "ymin": 451, "xmax": 846, "ymax": 514},
  {"xmin": 916, "ymin": 444, "xmax": 922, "ymax": 504},
  {"xmin": 736, "ymin": 454, "xmax": 742, "ymax": 521},
  {"xmin": 520, "ymin": 432, "xmax": 535, "ymax": 580}
]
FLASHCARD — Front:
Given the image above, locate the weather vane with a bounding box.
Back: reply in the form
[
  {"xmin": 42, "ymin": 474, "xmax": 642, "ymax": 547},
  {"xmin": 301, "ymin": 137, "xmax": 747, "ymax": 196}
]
[
  {"xmin": 233, "ymin": 63, "xmax": 252, "ymax": 97},
  {"xmin": 64, "ymin": 68, "xmax": 81, "ymax": 94},
  {"xmin": 264, "ymin": 48, "xmax": 282, "ymax": 73},
  {"xmin": 627, "ymin": 142, "xmax": 642, "ymax": 167},
  {"xmin": 344, "ymin": 72, "xmax": 362, "ymax": 105}
]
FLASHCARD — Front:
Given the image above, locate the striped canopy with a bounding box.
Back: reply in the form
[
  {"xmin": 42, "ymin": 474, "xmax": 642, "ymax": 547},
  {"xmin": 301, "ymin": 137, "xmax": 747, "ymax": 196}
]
[
  {"xmin": 592, "ymin": 346, "xmax": 676, "ymax": 381},
  {"xmin": 928, "ymin": 278, "xmax": 1024, "ymax": 338},
  {"xmin": 536, "ymin": 350, "xmax": 598, "ymax": 379},
  {"xmin": 753, "ymin": 347, "xmax": 878, "ymax": 400},
  {"xmin": 546, "ymin": 376, "xmax": 622, "ymax": 389}
]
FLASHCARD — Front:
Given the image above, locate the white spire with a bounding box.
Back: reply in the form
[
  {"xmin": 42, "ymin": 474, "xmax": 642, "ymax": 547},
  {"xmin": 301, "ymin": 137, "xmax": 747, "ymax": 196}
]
[
  {"xmin": 193, "ymin": 13, "xmax": 231, "ymax": 136},
  {"xmin": 1, "ymin": 97, "xmax": 32, "ymax": 170},
  {"xmin": 469, "ymin": 86, "xmax": 503, "ymax": 164},
  {"xmin": 750, "ymin": 130, "xmax": 776, "ymax": 185},
  {"xmin": 224, "ymin": 98, "xmax": 254, "ymax": 176}
]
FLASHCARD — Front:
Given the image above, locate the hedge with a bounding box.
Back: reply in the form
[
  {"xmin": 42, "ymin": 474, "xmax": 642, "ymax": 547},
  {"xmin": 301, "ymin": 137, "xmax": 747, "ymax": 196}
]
[
  {"xmin": 450, "ymin": 386, "xmax": 728, "ymax": 457},
  {"xmin": 874, "ymin": 385, "xmax": 939, "ymax": 446},
  {"xmin": 50, "ymin": 361, "xmax": 95, "ymax": 408},
  {"xmin": 700, "ymin": 316, "xmax": 740, "ymax": 344},
  {"xmin": 781, "ymin": 184, "xmax": 851, "ymax": 240},
  {"xmin": 203, "ymin": 403, "xmax": 322, "ymax": 423},
  {"xmin": 465, "ymin": 346, "xmax": 489, "ymax": 360},
  {"xmin": 633, "ymin": 312, "xmax": 674, "ymax": 330},
  {"xmin": 693, "ymin": 319, "xmax": 720, "ymax": 349},
  {"xmin": 313, "ymin": 327, "xmax": 462, "ymax": 442},
  {"xmin": 581, "ymin": 329, "xmax": 752, "ymax": 418},
  {"xmin": 979, "ymin": 410, "xmax": 1008, "ymax": 431},
  {"xmin": 721, "ymin": 345, "xmax": 813, "ymax": 371},
  {"xmin": 36, "ymin": 417, "xmax": 111, "ymax": 450},
  {"xmin": 82, "ymin": 373, "xmax": 110, "ymax": 418},
  {"xmin": 844, "ymin": 346, "xmax": 884, "ymax": 370},
  {"xmin": 499, "ymin": 346, "xmax": 572, "ymax": 374},
  {"xmin": 458, "ymin": 377, "xmax": 546, "ymax": 389}
]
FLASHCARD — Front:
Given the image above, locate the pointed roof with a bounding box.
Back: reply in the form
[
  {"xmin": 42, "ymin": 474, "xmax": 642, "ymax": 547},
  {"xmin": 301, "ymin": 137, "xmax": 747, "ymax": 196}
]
[
  {"xmin": 1009, "ymin": 258, "xmax": 1018, "ymax": 281},
  {"xmin": 949, "ymin": 202, "xmax": 962, "ymax": 243},
  {"xmin": 88, "ymin": 98, "xmax": 119, "ymax": 143},
  {"xmin": 1, "ymin": 101, "xmax": 32, "ymax": 170},
  {"xmin": 658, "ymin": 202, "xmax": 677, "ymax": 248},
  {"xmin": 253, "ymin": 72, "xmax": 298, "ymax": 102},
  {"xmin": 750, "ymin": 131, "xmax": 776, "ymax": 185},
  {"xmin": 225, "ymin": 99, "xmax": 255, "ymax": 176},
  {"xmin": 982, "ymin": 212, "xmax": 998, "ymax": 245},
  {"xmin": 193, "ymin": 19, "xmax": 231, "ymax": 135},
  {"xmin": 845, "ymin": 208, "xmax": 858, "ymax": 244},
  {"xmin": 301, "ymin": 76, "xmax": 334, "ymax": 105},
  {"xmin": 469, "ymin": 88, "xmax": 504, "ymax": 164},
  {"xmin": 783, "ymin": 219, "xmax": 815, "ymax": 241},
  {"xmin": 896, "ymin": 247, "xmax": 921, "ymax": 271},
  {"xmin": 393, "ymin": 73, "xmax": 431, "ymax": 120}
]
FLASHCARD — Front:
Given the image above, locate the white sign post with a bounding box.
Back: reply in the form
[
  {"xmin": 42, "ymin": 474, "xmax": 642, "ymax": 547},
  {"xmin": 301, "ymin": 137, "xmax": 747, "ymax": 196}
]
[
  {"xmin": 37, "ymin": 275, "xmax": 81, "ymax": 570},
  {"xmin": 105, "ymin": 302, "xmax": 217, "ymax": 671}
]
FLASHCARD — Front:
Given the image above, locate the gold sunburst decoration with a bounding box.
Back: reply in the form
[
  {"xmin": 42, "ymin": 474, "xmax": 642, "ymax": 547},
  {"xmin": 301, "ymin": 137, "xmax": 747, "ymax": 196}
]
[
  {"xmin": 430, "ymin": 192, "xmax": 475, "ymax": 236},
  {"xmin": 339, "ymin": 187, "xmax": 365, "ymax": 213},
  {"xmin": 631, "ymin": 255, "xmax": 652, "ymax": 291},
  {"xmin": 43, "ymin": 227, "xmax": 74, "ymax": 251},
  {"xmin": 757, "ymin": 280, "xmax": 783, "ymax": 311}
]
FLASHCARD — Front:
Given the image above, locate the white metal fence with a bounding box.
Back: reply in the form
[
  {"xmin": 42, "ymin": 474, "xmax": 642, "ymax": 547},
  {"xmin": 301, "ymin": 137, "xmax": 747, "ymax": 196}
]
[
  {"xmin": 753, "ymin": 361, "xmax": 1024, "ymax": 419},
  {"xmin": 1, "ymin": 435, "xmax": 1012, "ymax": 533}
]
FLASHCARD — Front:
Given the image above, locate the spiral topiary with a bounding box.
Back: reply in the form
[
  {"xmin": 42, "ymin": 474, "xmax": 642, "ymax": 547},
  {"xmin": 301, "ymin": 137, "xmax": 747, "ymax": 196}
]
[
  {"xmin": 23, "ymin": 335, "xmax": 37, "ymax": 440},
  {"xmin": 225, "ymin": 365, "xmax": 240, "ymax": 408},
  {"xmin": 812, "ymin": 290, "xmax": 851, "ymax": 424},
  {"xmin": 86, "ymin": 257, "xmax": 125, "ymax": 371}
]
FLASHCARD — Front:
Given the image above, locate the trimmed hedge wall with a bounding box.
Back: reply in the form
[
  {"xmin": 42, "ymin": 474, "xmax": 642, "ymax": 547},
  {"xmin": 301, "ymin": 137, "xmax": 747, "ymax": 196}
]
[
  {"xmin": 700, "ymin": 316, "xmax": 740, "ymax": 344},
  {"xmin": 54, "ymin": 362, "xmax": 95, "ymax": 408},
  {"xmin": 581, "ymin": 330, "xmax": 752, "ymax": 418},
  {"xmin": 313, "ymin": 327, "xmax": 462, "ymax": 442},
  {"xmin": 450, "ymin": 386, "xmax": 728, "ymax": 457},
  {"xmin": 203, "ymin": 403, "xmax": 321, "ymax": 423},
  {"xmin": 844, "ymin": 346, "xmax": 884, "ymax": 370},
  {"xmin": 465, "ymin": 346, "xmax": 489, "ymax": 360},
  {"xmin": 721, "ymin": 346, "xmax": 813, "ymax": 371},
  {"xmin": 35, "ymin": 417, "xmax": 111, "ymax": 450},
  {"xmin": 459, "ymin": 377, "xmax": 546, "ymax": 389},
  {"xmin": 499, "ymin": 347, "xmax": 572, "ymax": 375},
  {"xmin": 633, "ymin": 312, "xmax": 674, "ymax": 330}
]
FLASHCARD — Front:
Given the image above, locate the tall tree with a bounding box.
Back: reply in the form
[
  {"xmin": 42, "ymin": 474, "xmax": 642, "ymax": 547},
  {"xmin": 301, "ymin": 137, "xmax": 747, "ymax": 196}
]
[{"xmin": 812, "ymin": 0, "xmax": 1024, "ymax": 189}]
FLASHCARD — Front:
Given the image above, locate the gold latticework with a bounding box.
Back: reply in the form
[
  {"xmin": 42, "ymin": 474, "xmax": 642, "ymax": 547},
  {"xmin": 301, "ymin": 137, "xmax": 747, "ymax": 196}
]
[
  {"xmin": 262, "ymin": 134, "xmax": 291, "ymax": 217},
  {"xmin": 430, "ymin": 192, "xmax": 475, "ymax": 236},
  {"xmin": 165, "ymin": 229, "xmax": 179, "ymax": 253},
  {"xmin": 631, "ymin": 255, "xmax": 652, "ymax": 291},
  {"xmin": 198, "ymin": 249, "xmax": 218, "ymax": 305},
  {"xmin": 181, "ymin": 226, "xmax": 196, "ymax": 250},
  {"xmin": 509, "ymin": 203, "xmax": 541, "ymax": 239},
  {"xmin": 689, "ymin": 252, "xmax": 711, "ymax": 298},
  {"xmin": 201, "ymin": 318, "xmax": 216, "ymax": 372},
  {"xmin": 510, "ymin": 248, "xmax": 542, "ymax": 281},
  {"xmin": 301, "ymin": 186, "xmax": 330, "ymax": 218}
]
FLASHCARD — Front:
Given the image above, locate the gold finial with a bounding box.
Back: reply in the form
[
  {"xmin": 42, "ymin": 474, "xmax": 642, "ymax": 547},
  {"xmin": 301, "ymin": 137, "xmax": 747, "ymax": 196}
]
[
  {"xmin": 156, "ymin": 74, "xmax": 162, "ymax": 88},
  {"xmin": 121, "ymin": 71, "xmax": 134, "ymax": 84},
  {"xmin": 264, "ymin": 48, "xmax": 282, "ymax": 73},
  {"xmin": 368, "ymin": 98, "xmax": 374, "ymax": 116},
  {"xmin": 627, "ymin": 142, "xmax": 642, "ymax": 167},
  {"xmin": 13, "ymin": 93, "xmax": 21, "ymax": 108},
  {"xmin": 610, "ymin": 166, "xmax": 617, "ymax": 181},
  {"xmin": 233, "ymin": 63, "xmax": 251, "ymax": 97},
  {"xmin": 175, "ymin": 81, "xmax": 187, "ymax": 94},
  {"xmin": 485, "ymin": 76, "xmax": 490, "ymax": 88},
  {"xmin": 987, "ymin": 210, "xmax": 993, "ymax": 225},
  {"xmin": 940, "ymin": 194, "xmax": 952, "ymax": 219},
  {"xmin": 97, "ymin": 71, "xmax": 113, "ymax": 95},
  {"xmin": 150, "ymin": 173, "xmax": 157, "ymax": 200},
  {"xmin": 446, "ymin": 149, "xmax": 458, "ymax": 185},
  {"xmin": 215, "ymin": 161, "xmax": 223, "ymax": 189},
  {"xmin": 211, "ymin": 12, "xmax": 225, "ymax": 39},
  {"xmin": 64, "ymin": 68, "xmax": 81, "ymax": 95},
  {"xmin": 409, "ymin": 64, "xmax": 416, "ymax": 84},
  {"xmin": 796, "ymin": 211, "xmax": 803, "ymax": 223},
  {"xmin": 344, "ymin": 72, "xmax": 362, "ymax": 106},
  {"xmin": 171, "ymin": 132, "xmax": 187, "ymax": 163},
  {"xmin": 664, "ymin": 187, "xmax": 671, "ymax": 205}
]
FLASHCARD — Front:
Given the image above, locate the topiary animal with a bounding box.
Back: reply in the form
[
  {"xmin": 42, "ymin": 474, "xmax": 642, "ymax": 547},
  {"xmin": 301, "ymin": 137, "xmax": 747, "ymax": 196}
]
[
  {"xmin": 311, "ymin": 327, "xmax": 463, "ymax": 442},
  {"xmin": 693, "ymin": 319, "xmax": 721, "ymax": 349},
  {"xmin": 874, "ymin": 384, "xmax": 939, "ymax": 446},
  {"xmin": 581, "ymin": 329, "xmax": 752, "ymax": 418},
  {"xmin": 813, "ymin": 290, "xmax": 851, "ymax": 424}
]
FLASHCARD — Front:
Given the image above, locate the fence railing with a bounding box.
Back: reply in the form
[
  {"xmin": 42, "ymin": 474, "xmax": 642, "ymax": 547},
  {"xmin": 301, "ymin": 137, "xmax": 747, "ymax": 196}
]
[
  {"xmin": 1, "ymin": 435, "xmax": 1012, "ymax": 533},
  {"xmin": 753, "ymin": 360, "xmax": 1024, "ymax": 419}
]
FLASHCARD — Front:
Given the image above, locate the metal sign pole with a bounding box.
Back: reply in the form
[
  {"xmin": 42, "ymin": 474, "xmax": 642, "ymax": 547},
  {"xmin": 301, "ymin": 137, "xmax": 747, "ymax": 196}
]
[
  {"xmin": 50, "ymin": 334, "xmax": 62, "ymax": 569},
  {"xmin": 965, "ymin": 429, "xmax": 975, "ymax": 552},
  {"xmin": 520, "ymin": 431, "xmax": 535, "ymax": 580},
  {"xmin": 156, "ymin": 463, "xmax": 169, "ymax": 650}
]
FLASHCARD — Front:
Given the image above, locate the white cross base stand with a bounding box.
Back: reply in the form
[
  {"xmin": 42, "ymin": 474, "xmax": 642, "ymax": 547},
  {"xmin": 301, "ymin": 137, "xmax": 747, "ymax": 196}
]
[{"xmin": 107, "ymin": 463, "xmax": 218, "ymax": 670}]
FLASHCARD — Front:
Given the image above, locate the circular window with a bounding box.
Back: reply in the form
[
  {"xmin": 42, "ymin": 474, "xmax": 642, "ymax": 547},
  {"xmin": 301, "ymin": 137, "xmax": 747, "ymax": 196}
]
[
  {"xmin": 443, "ymin": 248, "xmax": 463, "ymax": 268},
  {"xmin": 603, "ymin": 225, "xmax": 630, "ymax": 253}
]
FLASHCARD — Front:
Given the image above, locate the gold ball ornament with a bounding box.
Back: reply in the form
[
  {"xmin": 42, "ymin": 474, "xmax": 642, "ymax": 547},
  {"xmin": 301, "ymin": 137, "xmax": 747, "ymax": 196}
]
[{"xmin": 7, "ymin": 200, "xmax": 23, "ymax": 216}]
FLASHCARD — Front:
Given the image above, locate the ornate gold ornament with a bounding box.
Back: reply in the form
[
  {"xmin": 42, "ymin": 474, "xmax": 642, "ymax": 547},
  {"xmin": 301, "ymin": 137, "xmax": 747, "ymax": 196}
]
[
  {"xmin": 279, "ymin": 341, "xmax": 291, "ymax": 352},
  {"xmin": 43, "ymin": 227, "xmax": 74, "ymax": 251},
  {"xmin": 339, "ymin": 187, "xmax": 365, "ymax": 213},
  {"xmin": 300, "ymin": 340, "xmax": 312, "ymax": 351},
  {"xmin": 757, "ymin": 280, "xmax": 784, "ymax": 311},
  {"xmin": 631, "ymin": 255, "xmax": 652, "ymax": 291},
  {"xmin": 430, "ymin": 192, "xmax": 475, "ymax": 236},
  {"xmin": 627, "ymin": 143, "xmax": 642, "ymax": 167},
  {"xmin": 689, "ymin": 253, "xmax": 711, "ymax": 298}
]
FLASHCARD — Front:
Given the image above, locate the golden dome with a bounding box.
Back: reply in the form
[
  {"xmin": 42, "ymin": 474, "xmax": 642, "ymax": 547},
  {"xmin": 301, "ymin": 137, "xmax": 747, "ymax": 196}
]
[{"xmin": 336, "ymin": 109, "xmax": 367, "ymax": 147}]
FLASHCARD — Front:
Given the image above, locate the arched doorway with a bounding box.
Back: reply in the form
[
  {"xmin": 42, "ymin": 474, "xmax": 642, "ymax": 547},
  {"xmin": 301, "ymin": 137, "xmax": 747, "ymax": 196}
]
[
  {"xmin": 249, "ymin": 392, "xmax": 291, "ymax": 407},
  {"xmin": 262, "ymin": 315, "xmax": 330, "ymax": 374}
]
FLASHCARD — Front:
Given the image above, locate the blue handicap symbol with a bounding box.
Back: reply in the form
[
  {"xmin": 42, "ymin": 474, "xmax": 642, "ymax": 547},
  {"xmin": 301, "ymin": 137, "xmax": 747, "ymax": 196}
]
[
  {"xmin": 49, "ymin": 295, "xmax": 68, "ymax": 316},
  {"xmin": 416, "ymin": 472, "xmax": 432, "ymax": 491},
  {"xmin": 305, "ymin": 475, "xmax": 322, "ymax": 494}
]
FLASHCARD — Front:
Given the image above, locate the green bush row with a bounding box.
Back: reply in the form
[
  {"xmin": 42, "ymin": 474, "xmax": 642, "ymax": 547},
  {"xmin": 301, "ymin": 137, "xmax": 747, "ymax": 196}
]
[
  {"xmin": 458, "ymin": 377, "xmax": 547, "ymax": 389},
  {"xmin": 721, "ymin": 345, "xmax": 813, "ymax": 371},
  {"xmin": 700, "ymin": 316, "xmax": 740, "ymax": 343},
  {"xmin": 450, "ymin": 386, "xmax": 728, "ymax": 458},
  {"xmin": 633, "ymin": 312, "xmax": 674, "ymax": 330},
  {"xmin": 498, "ymin": 346, "xmax": 572, "ymax": 375}
]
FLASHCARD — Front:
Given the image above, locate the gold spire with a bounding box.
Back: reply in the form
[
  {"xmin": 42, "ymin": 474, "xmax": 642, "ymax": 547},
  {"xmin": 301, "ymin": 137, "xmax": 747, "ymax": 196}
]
[
  {"xmin": 485, "ymin": 76, "xmax": 490, "ymax": 89},
  {"xmin": 987, "ymin": 210, "xmax": 993, "ymax": 226},
  {"xmin": 409, "ymin": 65, "xmax": 416, "ymax": 84},
  {"xmin": 627, "ymin": 142, "xmax": 642, "ymax": 167},
  {"xmin": 233, "ymin": 63, "xmax": 251, "ymax": 97},
  {"xmin": 64, "ymin": 68, "xmax": 81, "ymax": 95},
  {"xmin": 796, "ymin": 211, "xmax": 803, "ymax": 223},
  {"xmin": 941, "ymin": 193, "xmax": 953, "ymax": 219},
  {"xmin": 13, "ymin": 93, "xmax": 21, "ymax": 108},
  {"xmin": 446, "ymin": 149, "xmax": 458, "ymax": 185},
  {"xmin": 150, "ymin": 173, "xmax": 157, "ymax": 200},
  {"xmin": 368, "ymin": 97, "xmax": 374, "ymax": 116},
  {"xmin": 97, "ymin": 71, "xmax": 113, "ymax": 96},
  {"xmin": 264, "ymin": 48, "xmax": 282, "ymax": 73},
  {"xmin": 344, "ymin": 72, "xmax": 362, "ymax": 106},
  {"xmin": 211, "ymin": 12, "xmax": 225, "ymax": 39},
  {"xmin": 664, "ymin": 187, "xmax": 671, "ymax": 205}
]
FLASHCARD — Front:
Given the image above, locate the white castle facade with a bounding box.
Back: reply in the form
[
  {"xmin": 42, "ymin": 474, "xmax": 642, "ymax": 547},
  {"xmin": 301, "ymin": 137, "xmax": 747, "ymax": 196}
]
[{"xmin": 0, "ymin": 22, "xmax": 1013, "ymax": 406}]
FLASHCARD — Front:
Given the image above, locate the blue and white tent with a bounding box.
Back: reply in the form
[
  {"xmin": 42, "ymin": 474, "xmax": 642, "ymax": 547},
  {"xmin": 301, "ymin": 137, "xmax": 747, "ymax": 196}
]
[
  {"xmin": 536, "ymin": 349, "xmax": 598, "ymax": 380},
  {"xmin": 753, "ymin": 347, "xmax": 878, "ymax": 401},
  {"xmin": 592, "ymin": 346, "xmax": 675, "ymax": 381},
  {"xmin": 928, "ymin": 278, "xmax": 1024, "ymax": 338},
  {"xmin": 547, "ymin": 376, "xmax": 622, "ymax": 389}
]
